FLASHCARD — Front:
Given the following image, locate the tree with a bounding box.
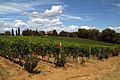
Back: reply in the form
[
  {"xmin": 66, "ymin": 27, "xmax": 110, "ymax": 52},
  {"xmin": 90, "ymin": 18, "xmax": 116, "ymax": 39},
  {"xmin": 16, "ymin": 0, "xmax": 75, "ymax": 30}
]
[
  {"xmin": 5, "ymin": 31, "xmax": 11, "ymax": 36},
  {"xmin": 0, "ymin": 33, "xmax": 5, "ymax": 36},
  {"xmin": 66, "ymin": 32, "xmax": 72, "ymax": 37},
  {"xmin": 18, "ymin": 27, "xmax": 20, "ymax": 36},
  {"xmin": 78, "ymin": 29, "xmax": 89, "ymax": 38},
  {"xmin": 113, "ymin": 33, "xmax": 120, "ymax": 44},
  {"xmin": 72, "ymin": 32, "xmax": 78, "ymax": 37},
  {"xmin": 117, "ymin": 33, "xmax": 120, "ymax": 44},
  {"xmin": 59, "ymin": 31, "xmax": 67, "ymax": 37},
  {"xmin": 88, "ymin": 29, "xmax": 100, "ymax": 40},
  {"xmin": 16, "ymin": 30, "xmax": 18, "ymax": 36},
  {"xmin": 32, "ymin": 30, "xmax": 37, "ymax": 36},
  {"xmin": 35, "ymin": 29, "xmax": 39, "ymax": 36},
  {"xmin": 11, "ymin": 28, "xmax": 14, "ymax": 36},
  {"xmin": 52, "ymin": 30, "xmax": 58, "ymax": 36},
  {"xmin": 100, "ymin": 28, "xmax": 116, "ymax": 43},
  {"xmin": 38, "ymin": 31, "xmax": 45, "ymax": 36},
  {"xmin": 22, "ymin": 29, "xmax": 33, "ymax": 36}
]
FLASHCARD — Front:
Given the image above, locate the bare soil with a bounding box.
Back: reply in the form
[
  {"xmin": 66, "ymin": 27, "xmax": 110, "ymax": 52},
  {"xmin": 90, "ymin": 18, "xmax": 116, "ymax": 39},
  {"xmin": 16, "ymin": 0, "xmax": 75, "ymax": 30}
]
[{"xmin": 0, "ymin": 56, "xmax": 120, "ymax": 80}]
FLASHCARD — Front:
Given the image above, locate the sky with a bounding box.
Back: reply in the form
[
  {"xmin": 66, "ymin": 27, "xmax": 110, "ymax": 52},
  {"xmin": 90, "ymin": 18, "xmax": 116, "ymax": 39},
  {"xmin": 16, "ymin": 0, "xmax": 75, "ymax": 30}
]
[{"xmin": 0, "ymin": 0, "xmax": 120, "ymax": 33}]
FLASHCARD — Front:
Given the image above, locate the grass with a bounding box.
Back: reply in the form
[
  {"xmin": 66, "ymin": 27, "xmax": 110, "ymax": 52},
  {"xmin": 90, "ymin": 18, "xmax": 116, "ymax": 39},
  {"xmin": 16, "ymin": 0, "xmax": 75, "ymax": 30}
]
[{"xmin": 0, "ymin": 36, "xmax": 117, "ymax": 47}]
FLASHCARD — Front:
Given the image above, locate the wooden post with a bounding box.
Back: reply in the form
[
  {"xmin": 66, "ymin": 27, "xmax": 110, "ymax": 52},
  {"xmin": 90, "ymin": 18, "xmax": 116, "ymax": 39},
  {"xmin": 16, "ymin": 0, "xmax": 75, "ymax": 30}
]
[
  {"xmin": 89, "ymin": 47, "xmax": 92, "ymax": 61},
  {"xmin": 77, "ymin": 56, "xmax": 80, "ymax": 63}
]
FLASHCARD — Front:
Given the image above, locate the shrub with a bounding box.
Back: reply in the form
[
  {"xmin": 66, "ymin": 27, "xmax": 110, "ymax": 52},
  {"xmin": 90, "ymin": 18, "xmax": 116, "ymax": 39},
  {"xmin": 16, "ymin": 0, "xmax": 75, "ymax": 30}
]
[
  {"xmin": 55, "ymin": 53, "xmax": 66, "ymax": 67},
  {"xmin": 111, "ymin": 48, "xmax": 120, "ymax": 56},
  {"xmin": 24, "ymin": 56, "xmax": 39, "ymax": 73}
]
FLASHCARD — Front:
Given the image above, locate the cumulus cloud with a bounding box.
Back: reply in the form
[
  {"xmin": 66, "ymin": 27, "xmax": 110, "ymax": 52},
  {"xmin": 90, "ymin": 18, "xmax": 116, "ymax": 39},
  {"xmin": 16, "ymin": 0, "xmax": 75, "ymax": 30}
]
[
  {"xmin": 44, "ymin": 5, "xmax": 63, "ymax": 17},
  {"xmin": 14, "ymin": 20, "xmax": 27, "ymax": 27},
  {"xmin": 28, "ymin": 18, "xmax": 62, "ymax": 27},
  {"xmin": 25, "ymin": 5, "xmax": 64, "ymax": 32},
  {"xmin": 0, "ymin": 5, "xmax": 85, "ymax": 32},
  {"xmin": 28, "ymin": 18, "xmax": 63, "ymax": 32},
  {"xmin": 27, "ymin": 5, "xmax": 63, "ymax": 19},
  {"xmin": 25, "ymin": 5, "xmax": 85, "ymax": 32},
  {"xmin": 0, "ymin": 21, "xmax": 14, "ymax": 32},
  {"xmin": 62, "ymin": 25, "xmax": 79, "ymax": 32},
  {"xmin": 0, "ymin": 4, "xmax": 119, "ymax": 33},
  {"xmin": 0, "ymin": 20, "xmax": 28, "ymax": 32}
]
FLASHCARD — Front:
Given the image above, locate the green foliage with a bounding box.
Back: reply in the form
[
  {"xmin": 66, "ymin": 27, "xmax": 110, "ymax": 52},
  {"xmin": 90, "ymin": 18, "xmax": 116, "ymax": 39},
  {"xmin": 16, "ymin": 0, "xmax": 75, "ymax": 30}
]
[
  {"xmin": 52, "ymin": 30, "xmax": 58, "ymax": 36},
  {"xmin": 24, "ymin": 55, "xmax": 39, "ymax": 73},
  {"xmin": 11, "ymin": 28, "xmax": 14, "ymax": 36},
  {"xmin": 55, "ymin": 49, "xmax": 66, "ymax": 67},
  {"xmin": 100, "ymin": 28, "xmax": 116, "ymax": 43},
  {"xmin": 18, "ymin": 27, "xmax": 20, "ymax": 36},
  {"xmin": 22, "ymin": 29, "xmax": 39, "ymax": 36},
  {"xmin": 0, "ymin": 36, "xmax": 119, "ymax": 71},
  {"xmin": 5, "ymin": 31, "xmax": 11, "ymax": 36},
  {"xmin": 111, "ymin": 47, "xmax": 120, "ymax": 56},
  {"xmin": 38, "ymin": 31, "xmax": 45, "ymax": 36},
  {"xmin": 78, "ymin": 28, "xmax": 90, "ymax": 38}
]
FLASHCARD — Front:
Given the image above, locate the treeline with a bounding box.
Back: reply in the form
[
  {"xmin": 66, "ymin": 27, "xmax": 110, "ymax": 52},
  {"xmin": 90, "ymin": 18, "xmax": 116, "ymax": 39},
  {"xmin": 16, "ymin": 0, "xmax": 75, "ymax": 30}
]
[
  {"xmin": 59, "ymin": 28, "xmax": 120, "ymax": 44},
  {"xmin": 0, "ymin": 27, "xmax": 120, "ymax": 44},
  {"xmin": 0, "ymin": 28, "xmax": 21, "ymax": 36},
  {"xmin": 21, "ymin": 28, "xmax": 120, "ymax": 44}
]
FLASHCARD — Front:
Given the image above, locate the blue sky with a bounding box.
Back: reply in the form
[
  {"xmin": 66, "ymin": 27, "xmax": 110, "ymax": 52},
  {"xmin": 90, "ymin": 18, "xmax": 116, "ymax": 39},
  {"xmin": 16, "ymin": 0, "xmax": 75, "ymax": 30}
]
[{"xmin": 0, "ymin": 0, "xmax": 120, "ymax": 32}]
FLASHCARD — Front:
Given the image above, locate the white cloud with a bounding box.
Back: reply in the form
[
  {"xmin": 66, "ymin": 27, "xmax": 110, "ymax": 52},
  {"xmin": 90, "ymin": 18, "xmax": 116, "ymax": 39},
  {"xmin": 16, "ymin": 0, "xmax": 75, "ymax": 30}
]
[
  {"xmin": 24, "ymin": 5, "xmax": 85, "ymax": 32},
  {"xmin": 45, "ymin": 5, "xmax": 63, "ymax": 16},
  {"xmin": 61, "ymin": 25, "xmax": 97, "ymax": 32},
  {"xmin": 0, "ymin": 4, "xmax": 20, "ymax": 14},
  {"xmin": 0, "ymin": 21, "xmax": 14, "ymax": 32},
  {"xmin": 0, "ymin": 21, "xmax": 5, "ymax": 26},
  {"xmin": 0, "ymin": 2, "xmax": 34, "ymax": 14},
  {"xmin": 28, "ymin": 18, "xmax": 63, "ymax": 32},
  {"xmin": 0, "ymin": 20, "xmax": 28, "ymax": 32},
  {"xmin": 63, "ymin": 25, "xmax": 79, "ymax": 32},
  {"xmin": 14, "ymin": 20, "xmax": 27, "ymax": 27},
  {"xmin": 29, "ymin": 18, "xmax": 62, "ymax": 26},
  {"xmin": 61, "ymin": 14, "xmax": 82, "ymax": 20},
  {"xmin": 0, "ymin": 3, "xmax": 119, "ymax": 34},
  {"xmin": 0, "ymin": 4, "xmax": 85, "ymax": 32},
  {"xmin": 0, "ymin": 0, "xmax": 62, "ymax": 14},
  {"xmin": 4, "ymin": 28, "xmax": 12, "ymax": 31},
  {"xmin": 82, "ymin": 16, "xmax": 95, "ymax": 21},
  {"xmin": 25, "ymin": 5, "xmax": 64, "ymax": 32},
  {"xmin": 80, "ymin": 26, "xmax": 96, "ymax": 30},
  {"xmin": 108, "ymin": 27, "xmax": 114, "ymax": 30},
  {"xmin": 27, "ymin": 5, "xmax": 63, "ymax": 19},
  {"xmin": 0, "ymin": 27, "xmax": 11, "ymax": 32},
  {"xmin": 0, "ymin": 19, "xmax": 120, "ymax": 33},
  {"xmin": 29, "ymin": 18, "xmax": 49, "ymax": 24}
]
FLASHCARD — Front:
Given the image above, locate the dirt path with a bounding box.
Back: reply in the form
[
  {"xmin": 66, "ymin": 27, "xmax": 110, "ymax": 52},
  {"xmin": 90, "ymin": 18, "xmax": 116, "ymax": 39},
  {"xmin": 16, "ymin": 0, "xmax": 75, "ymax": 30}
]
[{"xmin": 0, "ymin": 56, "xmax": 120, "ymax": 80}]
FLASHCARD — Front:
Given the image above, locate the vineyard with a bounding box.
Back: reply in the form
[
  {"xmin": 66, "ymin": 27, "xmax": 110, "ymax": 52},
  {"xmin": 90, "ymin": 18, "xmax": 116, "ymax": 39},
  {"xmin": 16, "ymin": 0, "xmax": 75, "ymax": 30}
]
[{"xmin": 0, "ymin": 36, "xmax": 120, "ymax": 73}]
